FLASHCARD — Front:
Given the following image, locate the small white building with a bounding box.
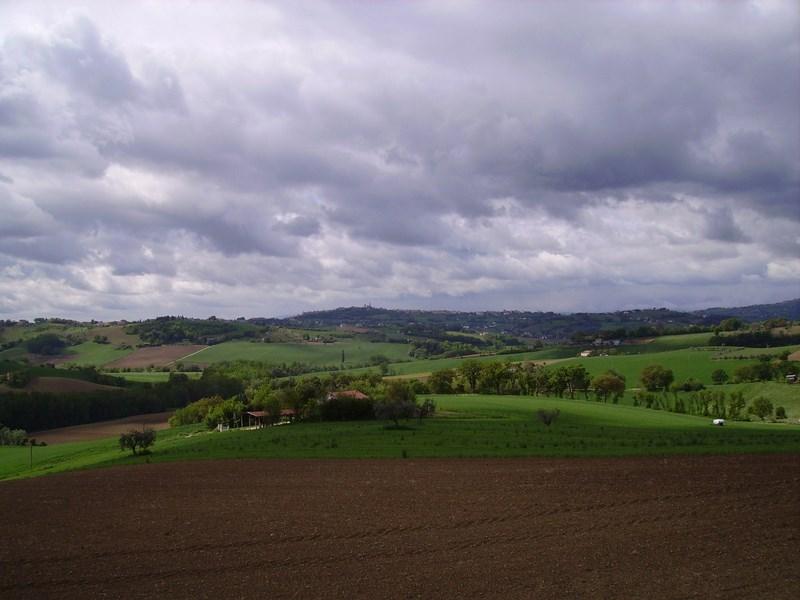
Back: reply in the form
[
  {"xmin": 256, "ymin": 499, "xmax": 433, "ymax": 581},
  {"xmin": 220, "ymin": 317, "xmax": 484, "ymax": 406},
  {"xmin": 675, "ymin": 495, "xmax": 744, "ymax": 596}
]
[{"xmin": 712, "ymin": 419, "xmax": 726, "ymax": 426}]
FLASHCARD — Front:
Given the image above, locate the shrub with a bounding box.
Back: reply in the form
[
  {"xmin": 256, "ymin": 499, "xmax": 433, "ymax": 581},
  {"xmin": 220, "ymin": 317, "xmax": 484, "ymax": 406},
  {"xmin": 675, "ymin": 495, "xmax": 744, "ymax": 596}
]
[
  {"xmin": 775, "ymin": 406, "xmax": 787, "ymax": 420},
  {"xmin": 536, "ymin": 409, "xmax": 560, "ymax": 427}
]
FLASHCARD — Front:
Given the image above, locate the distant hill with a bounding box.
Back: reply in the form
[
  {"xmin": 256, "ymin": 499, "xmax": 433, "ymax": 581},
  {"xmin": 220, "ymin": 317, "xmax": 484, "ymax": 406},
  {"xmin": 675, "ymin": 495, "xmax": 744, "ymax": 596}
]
[
  {"xmin": 276, "ymin": 299, "xmax": 800, "ymax": 342},
  {"xmin": 694, "ymin": 298, "xmax": 800, "ymax": 322}
]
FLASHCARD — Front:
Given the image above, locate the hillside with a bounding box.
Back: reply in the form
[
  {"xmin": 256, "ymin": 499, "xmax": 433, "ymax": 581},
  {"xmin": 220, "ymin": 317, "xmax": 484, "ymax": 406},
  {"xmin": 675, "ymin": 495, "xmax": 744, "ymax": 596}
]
[
  {"xmin": 275, "ymin": 298, "xmax": 800, "ymax": 341},
  {"xmin": 698, "ymin": 298, "xmax": 800, "ymax": 322}
]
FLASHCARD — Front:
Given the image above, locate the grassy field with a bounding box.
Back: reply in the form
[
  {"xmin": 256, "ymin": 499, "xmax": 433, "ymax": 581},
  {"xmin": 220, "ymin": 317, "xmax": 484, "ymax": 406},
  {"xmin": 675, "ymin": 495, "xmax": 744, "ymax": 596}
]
[
  {"xmin": 61, "ymin": 341, "xmax": 134, "ymax": 366},
  {"xmin": 722, "ymin": 381, "xmax": 800, "ymax": 417},
  {"xmin": 614, "ymin": 332, "xmax": 712, "ymax": 353},
  {"xmin": 109, "ymin": 371, "xmax": 203, "ymax": 383},
  {"xmin": 181, "ymin": 340, "xmax": 414, "ymax": 367},
  {"xmin": 553, "ymin": 345, "xmax": 800, "ymax": 387},
  {"xmin": 2, "ymin": 394, "xmax": 798, "ymax": 481},
  {"xmin": 340, "ymin": 347, "xmax": 569, "ymax": 379}
]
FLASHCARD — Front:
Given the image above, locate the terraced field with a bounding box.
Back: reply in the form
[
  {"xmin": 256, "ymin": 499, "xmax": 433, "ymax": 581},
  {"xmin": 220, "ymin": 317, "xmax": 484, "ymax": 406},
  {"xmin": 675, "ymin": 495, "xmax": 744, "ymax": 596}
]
[{"xmin": 0, "ymin": 454, "xmax": 797, "ymax": 599}]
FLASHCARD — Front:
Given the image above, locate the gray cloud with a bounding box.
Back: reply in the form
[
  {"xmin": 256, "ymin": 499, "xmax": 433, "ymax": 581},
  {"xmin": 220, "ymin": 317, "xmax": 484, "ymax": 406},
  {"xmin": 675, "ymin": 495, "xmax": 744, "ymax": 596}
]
[{"xmin": 0, "ymin": 1, "xmax": 797, "ymax": 319}]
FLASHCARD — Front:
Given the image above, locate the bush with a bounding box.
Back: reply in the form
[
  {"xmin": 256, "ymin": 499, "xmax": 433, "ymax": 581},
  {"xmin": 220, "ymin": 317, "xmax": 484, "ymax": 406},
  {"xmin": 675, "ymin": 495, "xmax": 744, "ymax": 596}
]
[
  {"xmin": 775, "ymin": 406, "xmax": 787, "ymax": 420},
  {"xmin": 536, "ymin": 409, "xmax": 560, "ymax": 427},
  {"xmin": 25, "ymin": 334, "xmax": 66, "ymax": 356},
  {"xmin": 119, "ymin": 428, "xmax": 156, "ymax": 455},
  {"xmin": 0, "ymin": 423, "xmax": 28, "ymax": 445}
]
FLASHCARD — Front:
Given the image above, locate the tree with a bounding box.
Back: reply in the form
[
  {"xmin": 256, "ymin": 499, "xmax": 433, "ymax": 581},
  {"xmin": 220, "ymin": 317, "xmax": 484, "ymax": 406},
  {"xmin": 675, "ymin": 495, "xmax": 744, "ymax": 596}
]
[
  {"xmin": 592, "ymin": 371, "xmax": 626, "ymax": 403},
  {"xmin": 416, "ymin": 398, "xmax": 436, "ymax": 423},
  {"xmin": 719, "ymin": 318, "xmax": 743, "ymax": 332},
  {"xmin": 748, "ymin": 397, "xmax": 774, "ymax": 421},
  {"xmin": 374, "ymin": 381, "xmax": 418, "ymax": 427},
  {"xmin": 119, "ymin": 428, "xmax": 156, "ymax": 455},
  {"xmin": 640, "ymin": 365, "xmax": 674, "ymax": 392},
  {"xmin": 711, "ymin": 369, "xmax": 729, "ymax": 385},
  {"xmin": 205, "ymin": 398, "xmax": 246, "ymax": 429},
  {"xmin": 564, "ymin": 364, "xmax": 591, "ymax": 399},
  {"xmin": 775, "ymin": 406, "xmax": 787, "ymax": 420},
  {"xmin": 479, "ymin": 361, "xmax": 510, "ymax": 394},
  {"xmin": 428, "ymin": 369, "xmax": 455, "ymax": 394},
  {"xmin": 25, "ymin": 333, "xmax": 66, "ymax": 356},
  {"xmin": 727, "ymin": 391, "xmax": 746, "ymax": 420},
  {"xmin": 458, "ymin": 360, "xmax": 482, "ymax": 392}
]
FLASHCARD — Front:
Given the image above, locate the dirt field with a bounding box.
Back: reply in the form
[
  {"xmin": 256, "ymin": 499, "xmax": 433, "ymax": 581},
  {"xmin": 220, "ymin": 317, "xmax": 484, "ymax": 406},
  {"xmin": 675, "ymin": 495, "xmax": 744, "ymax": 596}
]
[
  {"xmin": 30, "ymin": 412, "xmax": 173, "ymax": 445},
  {"xmin": 789, "ymin": 350, "xmax": 800, "ymax": 362},
  {"xmin": 0, "ymin": 376, "xmax": 124, "ymax": 395},
  {"xmin": 104, "ymin": 345, "xmax": 207, "ymax": 369},
  {"xmin": 0, "ymin": 454, "xmax": 797, "ymax": 599}
]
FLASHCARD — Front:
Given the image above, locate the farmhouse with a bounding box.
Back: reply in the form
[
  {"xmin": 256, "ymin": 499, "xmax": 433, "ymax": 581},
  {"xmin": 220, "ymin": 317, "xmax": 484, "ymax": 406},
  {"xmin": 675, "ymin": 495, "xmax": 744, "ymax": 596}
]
[
  {"xmin": 324, "ymin": 390, "xmax": 369, "ymax": 402},
  {"xmin": 579, "ymin": 350, "xmax": 593, "ymax": 357}
]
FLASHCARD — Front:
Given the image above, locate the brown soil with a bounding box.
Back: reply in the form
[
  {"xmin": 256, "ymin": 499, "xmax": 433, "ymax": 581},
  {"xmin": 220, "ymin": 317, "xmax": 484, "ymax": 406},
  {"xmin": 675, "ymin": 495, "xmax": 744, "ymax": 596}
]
[
  {"xmin": 104, "ymin": 345, "xmax": 207, "ymax": 369},
  {"xmin": 788, "ymin": 350, "xmax": 800, "ymax": 362},
  {"xmin": 18, "ymin": 376, "xmax": 123, "ymax": 394},
  {"xmin": 0, "ymin": 454, "xmax": 797, "ymax": 599},
  {"xmin": 30, "ymin": 412, "xmax": 173, "ymax": 445}
]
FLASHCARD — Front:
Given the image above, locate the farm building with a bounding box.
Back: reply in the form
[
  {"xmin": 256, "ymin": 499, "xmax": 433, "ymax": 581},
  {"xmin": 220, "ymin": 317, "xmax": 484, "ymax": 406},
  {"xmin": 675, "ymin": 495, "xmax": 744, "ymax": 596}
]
[
  {"xmin": 245, "ymin": 409, "xmax": 297, "ymax": 428},
  {"xmin": 324, "ymin": 390, "xmax": 370, "ymax": 402}
]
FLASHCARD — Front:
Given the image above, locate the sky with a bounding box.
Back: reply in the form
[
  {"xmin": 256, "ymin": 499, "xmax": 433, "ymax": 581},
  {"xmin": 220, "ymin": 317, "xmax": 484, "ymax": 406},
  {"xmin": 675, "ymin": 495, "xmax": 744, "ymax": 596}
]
[{"xmin": 0, "ymin": 1, "xmax": 798, "ymax": 320}]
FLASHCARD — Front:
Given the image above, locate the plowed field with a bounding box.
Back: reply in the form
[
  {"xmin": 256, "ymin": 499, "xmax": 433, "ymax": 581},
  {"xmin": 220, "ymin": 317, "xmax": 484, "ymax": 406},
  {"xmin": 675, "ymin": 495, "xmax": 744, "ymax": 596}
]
[
  {"xmin": 104, "ymin": 345, "xmax": 207, "ymax": 369},
  {"xmin": 30, "ymin": 412, "xmax": 173, "ymax": 445},
  {"xmin": 0, "ymin": 454, "xmax": 797, "ymax": 599}
]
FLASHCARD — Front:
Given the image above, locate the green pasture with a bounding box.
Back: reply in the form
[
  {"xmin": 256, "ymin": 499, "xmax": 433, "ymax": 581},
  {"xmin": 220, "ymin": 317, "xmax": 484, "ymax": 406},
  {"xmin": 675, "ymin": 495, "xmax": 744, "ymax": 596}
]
[
  {"xmin": 61, "ymin": 342, "xmax": 134, "ymax": 367},
  {"xmin": 109, "ymin": 371, "xmax": 203, "ymax": 383},
  {"xmin": 721, "ymin": 381, "xmax": 800, "ymax": 418},
  {"xmin": 554, "ymin": 345, "xmax": 799, "ymax": 387},
  {"xmin": 0, "ymin": 346, "xmax": 26, "ymax": 362},
  {"xmin": 182, "ymin": 340, "xmax": 414, "ymax": 367},
  {"xmin": 344, "ymin": 347, "xmax": 568, "ymax": 379},
  {"xmin": 615, "ymin": 332, "xmax": 712, "ymax": 353},
  {"xmin": 2, "ymin": 394, "xmax": 798, "ymax": 481}
]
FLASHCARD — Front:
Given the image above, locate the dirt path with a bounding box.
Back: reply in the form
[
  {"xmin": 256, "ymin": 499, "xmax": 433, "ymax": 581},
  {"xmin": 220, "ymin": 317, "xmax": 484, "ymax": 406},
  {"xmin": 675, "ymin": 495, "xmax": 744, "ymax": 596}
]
[
  {"xmin": 30, "ymin": 412, "xmax": 173, "ymax": 445},
  {"xmin": 0, "ymin": 454, "xmax": 797, "ymax": 599}
]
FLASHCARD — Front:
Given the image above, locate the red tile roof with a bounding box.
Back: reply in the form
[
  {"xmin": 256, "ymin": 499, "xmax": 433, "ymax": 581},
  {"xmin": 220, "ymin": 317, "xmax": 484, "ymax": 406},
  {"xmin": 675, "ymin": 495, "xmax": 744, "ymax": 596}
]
[{"xmin": 328, "ymin": 390, "xmax": 369, "ymax": 400}]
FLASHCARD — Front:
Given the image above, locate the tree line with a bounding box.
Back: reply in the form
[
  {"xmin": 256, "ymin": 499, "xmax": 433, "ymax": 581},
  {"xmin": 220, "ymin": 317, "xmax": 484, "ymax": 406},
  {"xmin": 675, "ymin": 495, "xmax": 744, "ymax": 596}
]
[{"xmin": 0, "ymin": 372, "xmax": 243, "ymax": 431}]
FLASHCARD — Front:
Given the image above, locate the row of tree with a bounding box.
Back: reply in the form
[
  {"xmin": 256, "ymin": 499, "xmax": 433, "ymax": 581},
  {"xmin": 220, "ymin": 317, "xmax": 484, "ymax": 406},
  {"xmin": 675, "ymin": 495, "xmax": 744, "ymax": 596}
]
[
  {"xmin": 0, "ymin": 371, "xmax": 243, "ymax": 431},
  {"xmin": 428, "ymin": 360, "xmax": 624, "ymax": 401}
]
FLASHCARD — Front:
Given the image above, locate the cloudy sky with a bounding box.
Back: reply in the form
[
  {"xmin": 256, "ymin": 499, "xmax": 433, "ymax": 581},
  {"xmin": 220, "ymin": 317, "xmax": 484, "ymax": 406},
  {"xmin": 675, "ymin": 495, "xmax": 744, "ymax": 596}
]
[{"xmin": 1, "ymin": 1, "xmax": 798, "ymax": 320}]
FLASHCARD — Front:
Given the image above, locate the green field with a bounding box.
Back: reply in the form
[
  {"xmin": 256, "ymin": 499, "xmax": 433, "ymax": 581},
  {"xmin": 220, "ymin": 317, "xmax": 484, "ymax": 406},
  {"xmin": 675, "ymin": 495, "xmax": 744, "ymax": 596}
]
[
  {"xmin": 338, "ymin": 347, "xmax": 569, "ymax": 379},
  {"xmin": 553, "ymin": 345, "xmax": 800, "ymax": 387},
  {"xmin": 614, "ymin": 332, "xmax": 713, "ymax": 353},
  {"xmin": 61, "ymin": 342, "xmax": 134, "ymax": 366},
  {"xmin": 2, "ymin": 394, "xmax": 798, "ymax": 481},
  {"xmin": 722, "ymin": 381, "xmax": 800, "ymax": 418},
  {"xmin": 109, "ymin": 371, "xmax": 203, "ymax": 383},
  {"xmin": 182, "ymin": 340, "xmax": 414, "ymax": 367}
]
